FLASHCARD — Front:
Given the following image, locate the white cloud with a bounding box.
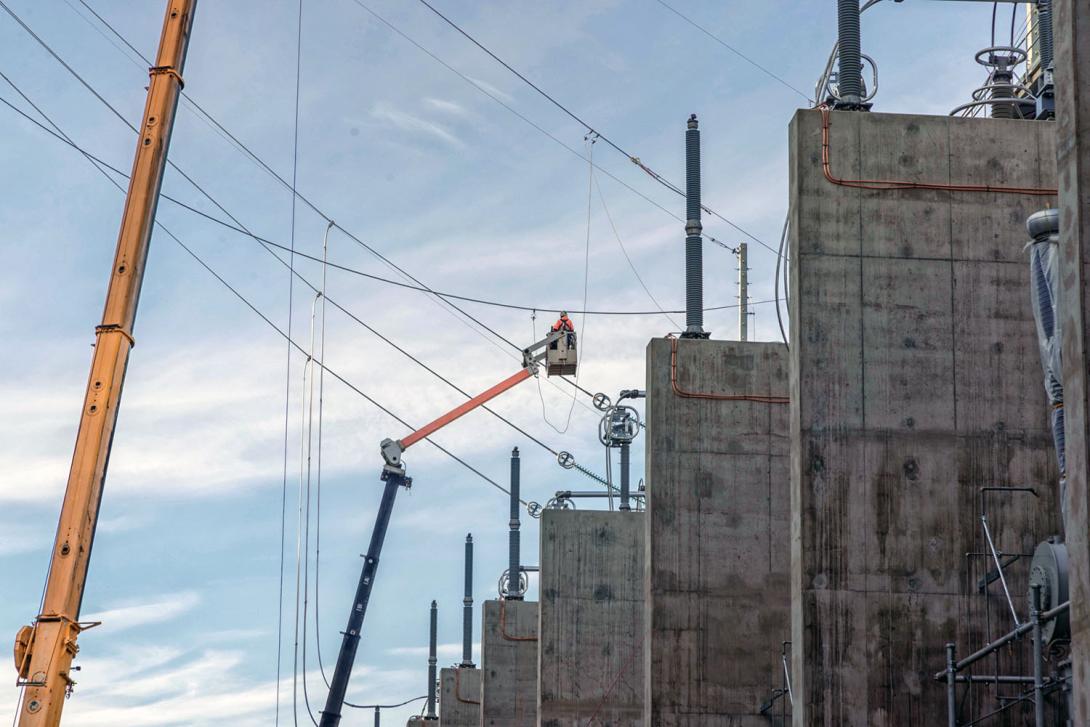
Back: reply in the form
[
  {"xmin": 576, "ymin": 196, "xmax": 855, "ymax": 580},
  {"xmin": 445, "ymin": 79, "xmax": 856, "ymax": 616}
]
[
  {"xmin": 370, "ymin": 102, "xmax": 465, "ymax": 148},
  {"xmin": 424, "ymin": 97, "xmax": 469, "ymax": 117},
  {"xmin": 82, "ymin": 591, "xmax": 201, "ymax": 634}
]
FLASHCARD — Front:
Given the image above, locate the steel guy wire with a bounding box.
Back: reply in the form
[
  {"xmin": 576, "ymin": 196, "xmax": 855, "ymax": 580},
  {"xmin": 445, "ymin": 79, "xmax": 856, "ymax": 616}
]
[{"xmin": 412, "ymin": 0, "xmax": 782, "ymax": 259}]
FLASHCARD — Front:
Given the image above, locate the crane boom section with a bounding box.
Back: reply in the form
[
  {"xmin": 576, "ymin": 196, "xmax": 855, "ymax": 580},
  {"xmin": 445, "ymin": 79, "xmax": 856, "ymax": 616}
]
[
  {"xmin": 14, "ymin": 3, "xmax": 196, "ymax": 725},
  {"xmin": 399, "ymin": 367, "xmax": 533, "ymax": 450}
]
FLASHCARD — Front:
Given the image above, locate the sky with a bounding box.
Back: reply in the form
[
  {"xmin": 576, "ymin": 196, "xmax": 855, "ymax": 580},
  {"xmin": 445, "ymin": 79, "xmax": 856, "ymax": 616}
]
[{"xmin": 0, "ymin": 0, "xmax": 1022, "ymax": 724}]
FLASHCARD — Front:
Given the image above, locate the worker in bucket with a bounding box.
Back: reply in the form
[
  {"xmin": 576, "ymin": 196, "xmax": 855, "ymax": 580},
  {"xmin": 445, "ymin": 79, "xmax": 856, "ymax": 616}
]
[{"xmin": 551, "ymin": 311, "xmax": 575, "ymax": 347}]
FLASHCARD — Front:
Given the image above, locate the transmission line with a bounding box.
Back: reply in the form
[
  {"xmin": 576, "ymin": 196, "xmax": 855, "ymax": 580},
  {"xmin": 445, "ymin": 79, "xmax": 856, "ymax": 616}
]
[
  {"xmin": 652, "ymin": 0, "xmax": 813, "ymax": 103},
  {"xmin": 412, "ymin": 0, "xmax": 781, "ymax": 258}
]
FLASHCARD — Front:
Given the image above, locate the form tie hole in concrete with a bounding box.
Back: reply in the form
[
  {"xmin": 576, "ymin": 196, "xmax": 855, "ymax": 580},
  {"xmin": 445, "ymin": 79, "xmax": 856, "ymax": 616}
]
[{"xmin": 903, "ymin": 458, "xmax": 920, "ymax": 481}]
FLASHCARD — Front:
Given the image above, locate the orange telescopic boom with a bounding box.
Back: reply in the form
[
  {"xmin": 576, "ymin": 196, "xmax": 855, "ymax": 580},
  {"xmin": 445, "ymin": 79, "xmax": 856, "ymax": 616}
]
[
  {"xmin": 12, "ymin": 4, "xmax": 196, "ymax": 726},
  {"xmin": 399, "ymin": 368, "xmax": 533, "ymax": 450}
]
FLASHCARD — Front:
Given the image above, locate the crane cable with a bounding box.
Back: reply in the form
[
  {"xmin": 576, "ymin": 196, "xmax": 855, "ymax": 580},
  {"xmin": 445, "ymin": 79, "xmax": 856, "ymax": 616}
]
[{"xmin": 282, "ymin": 0, "xmax": 312, "ymax": 723}]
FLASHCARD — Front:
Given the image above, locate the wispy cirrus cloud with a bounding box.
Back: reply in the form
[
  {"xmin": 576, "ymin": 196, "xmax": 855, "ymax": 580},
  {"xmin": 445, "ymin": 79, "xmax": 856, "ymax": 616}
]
[
  {"xmin": 82, "ymin": 590, "xmax": 202, "ymax": 634},
  {"xmin": 370, "ymin": 102, "xmax": 465, "ymax": 148},
  {"xmin": 424, "ymin": 97, "xmax": 469, "ymax": 117}
]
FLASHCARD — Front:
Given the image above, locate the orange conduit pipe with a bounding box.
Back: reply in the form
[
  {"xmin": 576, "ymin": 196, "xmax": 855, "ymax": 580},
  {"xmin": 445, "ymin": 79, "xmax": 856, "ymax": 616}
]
[
  {"xmin": 499, "ymin": 598, "xmax": 538, "ymax": 642},
  {"xmin": 669, "ymin": 336, "xmax": 789, "ymax": 404},
  {"xmin": 454, "ymin": 667, "xmax": 481, "ymax": 705},
  {"xmin": 820, "ymin": 107, "xmax": 1058, "ymax": 196}
]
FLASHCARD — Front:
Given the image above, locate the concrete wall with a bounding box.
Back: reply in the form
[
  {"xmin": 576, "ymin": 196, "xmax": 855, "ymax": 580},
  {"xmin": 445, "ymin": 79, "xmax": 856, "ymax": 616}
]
[
  {"xmin": 439, "ymin": 667, "xmax": 480, "ymax": 726},
  {"xmin": 480, "ymin": 599, "xmax": 538, "ymax": 726},
  {"xmin": 788, "ymin": 108, "xmax": 1062, "ymax": 726},
  {"xmin": 538, "ymin": 509, "xmax": 645, "ymax": 726},
  {"xmin": 1055, "ymin": 0, "xmax": 1090, "ymax": 719},
  {"xmin": 645, "ymin": 338, "xmax": 791, "ymax": 726}
]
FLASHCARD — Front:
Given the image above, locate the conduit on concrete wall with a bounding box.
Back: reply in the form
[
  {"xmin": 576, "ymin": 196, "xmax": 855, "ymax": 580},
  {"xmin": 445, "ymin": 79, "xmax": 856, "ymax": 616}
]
[{"xmin": 820, "ymin": 108, "xmax": 1058, "ymax": 195}]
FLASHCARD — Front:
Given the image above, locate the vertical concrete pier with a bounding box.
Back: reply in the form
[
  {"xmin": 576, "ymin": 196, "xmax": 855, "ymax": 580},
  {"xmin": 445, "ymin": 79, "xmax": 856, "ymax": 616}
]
[
  {"xmin": 439, "ymin": 666, "xmax": 480, "ymax": 726},
  {"xmin": 645, "ymin": 337, "xmax": 791, "ymax": 725},
  {"xmin": 1055, "ymin": 0, "xmax": 1090, "ymax": 718},
  {"xmin": 538, "ymin": 509, "xmax": 645, "ymax": 726},
  {"xmin": 480, "ymin": 599, "xmax": 539, "ymax": 726},
  {"xmin": 789, "ymin": 108, "xmax": 1060, "ymax": 725}
]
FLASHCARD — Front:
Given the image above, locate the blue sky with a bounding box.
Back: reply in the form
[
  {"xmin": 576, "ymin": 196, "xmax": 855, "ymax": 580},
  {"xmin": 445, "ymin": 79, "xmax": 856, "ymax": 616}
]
[{"xmin": 0, "ymin": 0, "xmax": 1013, "ymax": 724}]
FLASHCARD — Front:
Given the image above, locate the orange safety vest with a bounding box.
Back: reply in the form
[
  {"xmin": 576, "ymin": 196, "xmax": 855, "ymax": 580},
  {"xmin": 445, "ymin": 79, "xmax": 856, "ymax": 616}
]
[{"xmin": 551, "ymin": 316, "xmax": 574, "ymax": 332}]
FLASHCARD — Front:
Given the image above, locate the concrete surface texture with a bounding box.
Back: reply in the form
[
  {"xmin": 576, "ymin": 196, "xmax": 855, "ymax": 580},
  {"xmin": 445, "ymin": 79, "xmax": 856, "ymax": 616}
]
[
  {"xmin": 538, "ymin": 509, "xmax": 645, "ymax": 726},
  {"xmin": 644, "ymin": 337, "xmax": 791, "ymax": 726},
  {"xmin": 438, "ymin": 666, "xmax": 480, "ymax": 727},
  {"xmin": 480, "ymin": 598, "xmax": 539, "ymax": 726},
  {"xmin": 1055, "ymin": 0, "xmax": 1090, "ymax": 721},
  {"xmin": 789, "ymin": 108, "xmax": 1062, "ymax": 726}
]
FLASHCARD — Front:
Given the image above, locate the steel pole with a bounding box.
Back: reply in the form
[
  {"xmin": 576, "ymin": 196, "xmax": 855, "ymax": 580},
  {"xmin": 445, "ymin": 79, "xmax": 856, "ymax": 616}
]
[
  {"xmin": 946, "ymin": 643, "xmax": 958, "ymax": 727},
  {"xmin": 1031, "ymin": 584, "xmax": 1045, "ymax": 727},
  {"xmin": 619, "ymin": 442, "xmax": 631, "ymax": 511},
  {"xmin": 462, "ymin": 534, "xmax": 474, "ymax": 666},
  {"xmin": 682, "ymin": 114, "xmax": 708, "ymax": 338},
  {"xmin": 426, "ymin": 600, "xmax": 438, "ymax": 719},
  {"xmin": 15, "ymin": 3, "xmax": 197, "ymax": 725},
  {"xmin": 738, "ymin": 242, "xmax": 748, "ymax": 341},
  {"xmin": 507, "ymin": 448, "xmax": 522, "ymax": 599},
  {"xmin": 320, "ymin": 470, "xmax": 409, "ymax": 727}
]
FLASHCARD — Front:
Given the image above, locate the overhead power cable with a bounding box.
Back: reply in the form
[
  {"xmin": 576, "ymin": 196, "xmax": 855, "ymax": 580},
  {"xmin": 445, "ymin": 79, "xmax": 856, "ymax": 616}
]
[
  {"xmin": 41, "ymin": 2, "xmax": 775, "ymax": 414},
  {"xmin": 0, "ymin": 91, "xmax": 602, "ymax": 479},
  {"xmin": 0, "ymin": 90, "xmax": 783, "ymax": 324},
  {"xmin": 0, "ymin": 5, "xmax": 596, "ymax": 463},
  {"xmin": 412, "ymin": 0, "xmax": 781, "ymax": 258},
  {"xmin": 0, "ymin": 66, "xmax": 522, "ymax": 506},
  {"xmin": 652, "ymin": 0, "xmax": 813, "ymax": 103},
  {"xmin": 0, "ymin": 71, "xmax": 587, "ymax": 508},
  {"xmin": 64, "ymin": 0, "xmax": 756, "ymax": 426}
]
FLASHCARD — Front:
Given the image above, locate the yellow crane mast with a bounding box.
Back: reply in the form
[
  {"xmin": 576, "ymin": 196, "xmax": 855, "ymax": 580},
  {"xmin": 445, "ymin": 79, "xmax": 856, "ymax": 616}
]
[{"xmin": 12, "ymin": 2, "xmax": 197, "ymax": 724}]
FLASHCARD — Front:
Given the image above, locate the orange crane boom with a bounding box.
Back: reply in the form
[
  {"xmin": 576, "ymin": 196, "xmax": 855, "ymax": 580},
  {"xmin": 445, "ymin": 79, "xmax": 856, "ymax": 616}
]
[{"xmin": 12, "ymin": 3, "xmax": 196, "ymax": 724}]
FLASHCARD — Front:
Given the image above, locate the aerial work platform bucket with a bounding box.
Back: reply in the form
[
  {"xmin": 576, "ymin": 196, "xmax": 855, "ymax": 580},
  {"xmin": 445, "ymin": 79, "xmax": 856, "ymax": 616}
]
[{"xmin": 546, "ymin": 331, "xmax": 577, "ymax": 376}]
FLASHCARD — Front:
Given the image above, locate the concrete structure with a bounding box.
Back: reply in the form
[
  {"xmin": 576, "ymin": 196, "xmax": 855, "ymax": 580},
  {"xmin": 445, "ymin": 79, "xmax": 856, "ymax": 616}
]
[
  {"xmin": 538, "ymin": 509, "xmax": 645, "ymax": 726},
  {"xmin": 788, "ymin": 108, "xmax": 1061, "ymax": 725},
  {"xmin": 480, "ymin": 599, "xmax": 538, "ymax": 726},
  {"xmin": 645, "ymin": 337, "xmax": 791, "ymax": 725},
  {"xmin": 1055, "ymin": 0, "xmax": 1090, "ymax": 719},
  {"xmin": 439, "ymin": 666, "xmax": 480, "ymax": 726}
]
